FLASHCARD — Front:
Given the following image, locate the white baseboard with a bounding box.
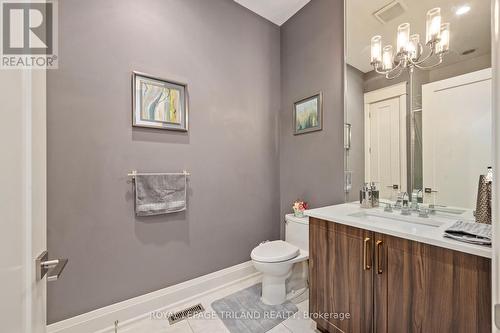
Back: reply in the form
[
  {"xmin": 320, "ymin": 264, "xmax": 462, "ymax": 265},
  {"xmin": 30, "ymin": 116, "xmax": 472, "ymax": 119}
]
[{"xmin": 48, "ymin": 261, "xmax": 259, "ymax": 333}]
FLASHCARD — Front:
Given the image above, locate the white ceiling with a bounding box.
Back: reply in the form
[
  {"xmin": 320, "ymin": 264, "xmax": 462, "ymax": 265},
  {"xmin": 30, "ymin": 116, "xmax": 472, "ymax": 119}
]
[
  {"xmin": 347, "ymin": 0, "xmax": 491, "ymax": 73},
  {"xmin": 234, "ymin": 0, "xmax": 311, "ymax": 26}
]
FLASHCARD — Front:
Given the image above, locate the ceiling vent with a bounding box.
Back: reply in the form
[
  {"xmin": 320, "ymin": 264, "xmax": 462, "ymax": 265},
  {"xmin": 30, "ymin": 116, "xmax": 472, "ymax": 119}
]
[
  {"xmin": 373, "ymin": 1, "xmax": 406, "ymax": 24},
  {"xmin": 462, "ymin": 48, "xmax": 477, "ymax": 56}
]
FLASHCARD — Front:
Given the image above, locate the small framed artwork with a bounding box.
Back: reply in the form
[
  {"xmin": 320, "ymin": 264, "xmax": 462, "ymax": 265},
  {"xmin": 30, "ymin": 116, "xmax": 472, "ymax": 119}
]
[
  {"xmin": 132, "ymin": 71, "xmax": 188, "ymax": 131},
  {"xmin": 293, "ymin": 92, "xmax": 322, "ymax": 135}
]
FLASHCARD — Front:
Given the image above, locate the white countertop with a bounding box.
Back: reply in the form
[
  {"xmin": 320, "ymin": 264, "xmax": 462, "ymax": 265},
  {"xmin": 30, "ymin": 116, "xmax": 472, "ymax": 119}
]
[{"xmin": 305, "ymin": 203, "xmax": 492, "ymax": 258}]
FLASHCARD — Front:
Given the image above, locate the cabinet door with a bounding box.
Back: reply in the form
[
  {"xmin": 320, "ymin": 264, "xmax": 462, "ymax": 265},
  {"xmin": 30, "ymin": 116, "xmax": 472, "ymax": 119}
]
[
  {"xmin": 309, "ymin": 218, "xmax": 373, "ymax": 332},
  {"xmin": 373, "ymin": 233, "xmax": 491, "ymax": 333}
]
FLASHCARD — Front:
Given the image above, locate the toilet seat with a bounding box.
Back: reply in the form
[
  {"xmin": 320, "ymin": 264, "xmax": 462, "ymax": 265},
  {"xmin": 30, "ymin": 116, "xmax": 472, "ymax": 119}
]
[{"xmin": 251, "ymin": 240, "xmax": 300, "ymax": 263}]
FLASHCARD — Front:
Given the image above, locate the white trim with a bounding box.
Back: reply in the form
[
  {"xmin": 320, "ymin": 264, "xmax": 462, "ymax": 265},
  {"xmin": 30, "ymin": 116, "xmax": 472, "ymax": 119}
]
[
  {"xmin": 492, "ymin": 0, "xmax": 499, "ymax": 330},
  {"xmin": 363, "ymin": 82, "xmax": 407, "ymax": 186},
  {"xmin": 364, "ymin": 82, "xmax": 407, "ymax": 104},
  {"xmin": 47, "ymin": 261, "xmax": 259, "ymax": 333},
  {"xmin": 422, "ymin": 68, "xmax": 492, "ymax": 93}
]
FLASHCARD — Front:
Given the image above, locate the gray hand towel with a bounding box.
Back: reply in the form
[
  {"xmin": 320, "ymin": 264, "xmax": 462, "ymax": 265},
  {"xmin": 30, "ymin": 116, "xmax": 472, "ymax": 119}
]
[
  {"xmin": 134, "ymin": 174, "xmax": 187, "ymax": 216},
  {"xmin": 444, "ymin": 221, "xmax": 492, "ymax": 246}
]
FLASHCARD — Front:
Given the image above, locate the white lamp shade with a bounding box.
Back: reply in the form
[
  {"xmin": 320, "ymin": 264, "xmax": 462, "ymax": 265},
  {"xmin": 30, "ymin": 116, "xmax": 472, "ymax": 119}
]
[
  {"xmin": 437, "ymin": 23, "xmax": 450, "ymax": 53},
  {"xmin": 426, "ymin": 7, "xmax": 441, "ymax": 43},
  {"xmin": 382, "ymin": 45, "xmax": 393, "ymax": 70},
  {"xmin": 408, "ymin": 34, "xmax": 420, "ymax": 59},
  {"xmin": 397, "ymin": 23, "xmax": 410, "ymax": 53},
  {"xmin": 371, "ymin": 35, "xmax": 382, "ymax": 63}
]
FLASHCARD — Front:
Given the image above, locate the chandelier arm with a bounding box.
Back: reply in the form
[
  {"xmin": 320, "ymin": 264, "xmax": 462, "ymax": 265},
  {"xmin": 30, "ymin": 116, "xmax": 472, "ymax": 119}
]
[
  {"xmin": 373, "ymin": 59, "xmax": 402, "ymax": 75},
  {"xmin": 372, "ymin": 62, "xmax": 386, "ymax": 74},
  {"xmin": 374, "ymin": 67, "xmax": 390, "ymax": 75},
  {"xmin": 413, "ymin": 56, "xmax": 443, "ymax": 70},
  {"xmin": 410, "ymin": 44, "xmax": 435, "ymax": 66},
  {"xmin": 385, "ymin": 65, "xmax": 405, "ymax": 80}
]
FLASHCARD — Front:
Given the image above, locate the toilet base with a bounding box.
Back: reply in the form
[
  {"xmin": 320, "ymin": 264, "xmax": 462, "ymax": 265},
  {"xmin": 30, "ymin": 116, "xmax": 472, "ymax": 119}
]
[
  {"xmin": 252, "ymin": 249, "xmax": 309, "ymax": 305},
  {"xmin": 261, "ymin": 274, "xmax": 289, "ymax": 305}
]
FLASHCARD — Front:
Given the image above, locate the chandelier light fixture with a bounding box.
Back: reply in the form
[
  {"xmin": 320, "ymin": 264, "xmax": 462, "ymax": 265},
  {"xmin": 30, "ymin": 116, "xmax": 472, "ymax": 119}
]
[{"xmin": 370, "ymin": 7, "xmax": 450, "ymax": 79}]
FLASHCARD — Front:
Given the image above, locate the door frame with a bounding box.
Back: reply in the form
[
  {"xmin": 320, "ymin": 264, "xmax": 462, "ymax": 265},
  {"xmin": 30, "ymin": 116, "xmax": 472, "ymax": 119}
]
[
  {"xmin": 492, "ymin": 0, "xmax": 500, "ymax": 331},
  {"xmin": 0, "ymin": 68, "xmax": 47, "ymax": 332},
  {"xmin": 363, "ymin": 82, "xmax": 408, "ymax": 192}
]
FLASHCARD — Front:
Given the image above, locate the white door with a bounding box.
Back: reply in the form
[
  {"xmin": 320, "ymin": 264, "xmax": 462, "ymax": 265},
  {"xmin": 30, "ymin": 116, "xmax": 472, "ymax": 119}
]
[
  {"xmin": 364, "ymin": 82, "xmax": 407, "ymax": 200},
  {"xmin": 369, "ymin": 98, "xmax": 403, "ymax": 199},
  {"xmin": 422, "ymin": 69, "xmax": 492, "ymax": 209},
  {"xmin": 0, "ymin": 69, "xmax": 47, "ymax": 332}
]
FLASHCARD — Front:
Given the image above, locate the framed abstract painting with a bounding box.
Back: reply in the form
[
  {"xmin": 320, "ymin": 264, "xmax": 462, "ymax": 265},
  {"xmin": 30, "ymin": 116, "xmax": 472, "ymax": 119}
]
[
  {"xmin": 132, "ymin": 72, "xmax": 188, "ymax": 131},
  {"xmin": 293, "ymin": 92, "xmax": 322, "ymax": 135}
]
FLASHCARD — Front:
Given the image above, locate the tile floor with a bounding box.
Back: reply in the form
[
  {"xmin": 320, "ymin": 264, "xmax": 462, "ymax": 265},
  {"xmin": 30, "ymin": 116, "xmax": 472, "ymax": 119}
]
[{"xmin": 119, "ymin": 275, "xmax": 320, "ymax": 333}]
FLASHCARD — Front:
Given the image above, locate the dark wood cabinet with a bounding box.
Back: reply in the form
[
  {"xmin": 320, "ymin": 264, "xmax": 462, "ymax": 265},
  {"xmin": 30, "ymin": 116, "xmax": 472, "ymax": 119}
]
[
  {"xmin": 309, "ymin": 217, "xmax": 491, "ymax": 333},
  {"xmin": 309, "ymin": 218, "xmax": 373, "ymax": 332}
]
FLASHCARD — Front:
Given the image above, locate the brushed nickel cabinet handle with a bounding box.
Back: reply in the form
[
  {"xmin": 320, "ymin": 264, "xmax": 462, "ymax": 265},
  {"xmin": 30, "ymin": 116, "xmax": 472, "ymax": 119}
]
[
  {"xmin": 363, "ymin": 237, "xmax": 371, "ymax": 270},
  {"xmin": 376, "ymin": 240, "xmax": 383, "ymax": 274}
]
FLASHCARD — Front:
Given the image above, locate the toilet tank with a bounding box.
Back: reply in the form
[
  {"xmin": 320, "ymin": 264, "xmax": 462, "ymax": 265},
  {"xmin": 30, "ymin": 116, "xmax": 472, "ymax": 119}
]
[{"xmin": 284, "ymin": 214, "xmax": 309, "ymax": 251}]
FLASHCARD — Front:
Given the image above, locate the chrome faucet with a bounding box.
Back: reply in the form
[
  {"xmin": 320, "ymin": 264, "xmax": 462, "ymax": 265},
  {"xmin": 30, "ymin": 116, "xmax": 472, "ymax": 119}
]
[
  {"xmin": 379, "ymin": 202, "xmax": 393, "ymax": 212},
  {"xmin": 394, "ymin": 193, "xmax": 404, "ymax": 209},
  {"xmin": 402, "ymin": 192, "xmax": 409, "ymax": 208},
  {"xmin": 411, "ymin": 189, "xmax": 424, "ymax": 203},
  {"xmin": 418, "ymin": 207, "xmax": 430, "ymax": 218},
  {"xmin": 400, "ymin": 192, "xmax": 411, "ymax": 215},
  {"xmin": 427, "ymin": 204, "xmax": 448, "ymax": 215}
]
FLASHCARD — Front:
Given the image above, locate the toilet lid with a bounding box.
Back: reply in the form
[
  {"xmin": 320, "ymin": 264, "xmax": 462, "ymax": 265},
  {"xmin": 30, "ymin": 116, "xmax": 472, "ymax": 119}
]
[{"xmin": 251, "ymin": 240, "xmax": 300, "ymax": 263}]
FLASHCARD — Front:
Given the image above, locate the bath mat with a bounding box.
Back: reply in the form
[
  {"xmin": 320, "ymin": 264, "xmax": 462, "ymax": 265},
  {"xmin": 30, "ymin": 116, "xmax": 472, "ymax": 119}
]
[{"xmin": 211, "ymin": 284, "xmax": 298, "ymax": 333}]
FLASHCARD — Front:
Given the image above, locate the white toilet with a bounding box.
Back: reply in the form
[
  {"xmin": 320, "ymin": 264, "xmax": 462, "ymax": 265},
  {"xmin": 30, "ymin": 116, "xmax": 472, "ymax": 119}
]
[{"xmin": 251, "ymin": 214, "xmax": 309, "ymax": 305}]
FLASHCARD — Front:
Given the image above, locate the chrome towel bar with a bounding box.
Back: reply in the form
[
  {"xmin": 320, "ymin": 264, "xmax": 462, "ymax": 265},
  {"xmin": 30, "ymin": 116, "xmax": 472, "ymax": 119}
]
[{"xmin": 127, "ymin": 170, "xmax": 190, "ymax": 178}]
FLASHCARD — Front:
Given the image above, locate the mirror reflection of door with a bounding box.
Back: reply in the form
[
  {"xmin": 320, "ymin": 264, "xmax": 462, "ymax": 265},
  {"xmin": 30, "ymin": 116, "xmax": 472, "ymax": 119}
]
[
  {"xmin": 422, "ymin": 69, "xmax": 492, "ymax": 209},
  {"xmin": 364, "ymin": 83, "xmax": 407, "ymax": 200},
  {"xmin": 346, "ymin": 0, "xmax": 491, "ymax": 210}
]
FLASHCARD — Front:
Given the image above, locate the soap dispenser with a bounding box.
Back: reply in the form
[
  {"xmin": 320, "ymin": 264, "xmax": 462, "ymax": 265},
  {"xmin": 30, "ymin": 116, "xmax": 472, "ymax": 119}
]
[{"xmin": 360, "ymin": 183, "xmax": 372, "ymax": 208}]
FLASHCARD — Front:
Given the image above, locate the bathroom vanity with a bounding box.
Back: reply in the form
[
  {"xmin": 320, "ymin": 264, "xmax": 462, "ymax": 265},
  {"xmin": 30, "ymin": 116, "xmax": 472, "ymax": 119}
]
[{"xmin": 306, "ymin": 203, "xmax": 491, "ymax": 333}]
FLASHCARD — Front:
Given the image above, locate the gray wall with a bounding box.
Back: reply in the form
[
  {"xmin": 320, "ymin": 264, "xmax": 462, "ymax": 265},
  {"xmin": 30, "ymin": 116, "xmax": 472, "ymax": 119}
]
[
  {"xmin": 279, "ymin": 0, "xmax": 345, "ymax": 228},
  {"xmin": 363, "ymin": 53, "xmax": 492, "ymax": 93},
  {"xmin": 428, "ymin": 53, "xmax": 491, "ymax": 82},
  {"xmin": 47, "ymin": 0, "xmax": 281, "ymax": 323},
  {"xmin": 346, "ymin": 65, "xmax": 364, "ymax": 202}
]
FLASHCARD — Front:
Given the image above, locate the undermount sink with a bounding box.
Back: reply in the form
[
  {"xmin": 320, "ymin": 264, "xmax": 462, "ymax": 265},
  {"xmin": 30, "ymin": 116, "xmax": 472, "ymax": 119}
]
[
  {"xmin": 348, "ymin": 210, "xmax": 448, "ymax": 229},
  {"xmin": 429, "ymin": 206, "xmax": 467, "ymax": 215}
]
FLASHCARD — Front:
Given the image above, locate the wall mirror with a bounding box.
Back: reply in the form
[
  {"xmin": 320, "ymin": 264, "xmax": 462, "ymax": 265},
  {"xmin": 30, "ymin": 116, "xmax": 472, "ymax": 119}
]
[{"xmin": 344, "ymin": 0, "xmax": 492, "ymax": 211}]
